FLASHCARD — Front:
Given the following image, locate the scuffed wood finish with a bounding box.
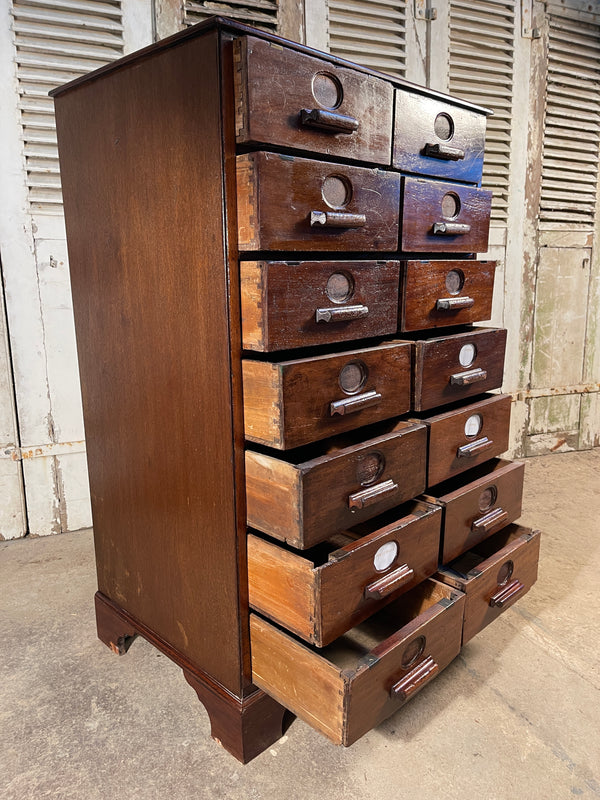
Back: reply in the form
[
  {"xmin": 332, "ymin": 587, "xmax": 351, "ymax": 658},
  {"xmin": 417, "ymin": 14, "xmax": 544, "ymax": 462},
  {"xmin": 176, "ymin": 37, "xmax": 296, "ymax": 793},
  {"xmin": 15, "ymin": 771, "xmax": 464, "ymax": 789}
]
[
  {"xmin": 435, "ymin": 525, "xmax": 541, "ymax": 644},
  {"xmin": 242, "ymin": 341, "xmax": 412, "ymax": 449},
  {"xmin": 406, "ymin": 327, "xmax": 507, "ymax": 412},
  {"xmin": 400, "ymin": 177, "xmax": 492, "ymax": 253},
  {"xmin": 393, "ymin": 90, "xmax": 486, "ymax": 184},
  {"xmin": 53, "ymin": 30, "xmax": 250, "ymax": 696},
  {"xmin": 423, "ymin": 458, "xmax": 525, "ymax": 564},
  {"xmin": 241, "ymin": 260, "xmax": 400, "ymax": 351},
  {"xmin": 417, "ymin": 393, "xmax": 513, "ymax": 487},
  {"xmin": 399, "ymin": 259, "xmax": 496, "ymax": 332},
  {"xmin": 247, "ymin": 500, "xmax": 441, "ymax": 646},
  {"xmin": 250, "ymin": 580, "xmax": 465, "ymax": 746},
  {"xmin": 234, "ymin": 36, "xmax": 393, "ymax": 165},
  {"xmin": 236, "ymin": 152, "xmax": 401, "ymax": 252},
  {"xmin": 245, "ymin": 420, "xmax": 428, "ymax": 548}
]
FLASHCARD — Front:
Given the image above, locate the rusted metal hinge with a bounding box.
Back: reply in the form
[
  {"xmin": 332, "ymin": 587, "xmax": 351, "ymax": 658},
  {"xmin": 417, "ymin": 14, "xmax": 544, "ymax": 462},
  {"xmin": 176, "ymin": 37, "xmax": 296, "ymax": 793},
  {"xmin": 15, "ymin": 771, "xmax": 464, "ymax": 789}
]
[{"xmin": 414, "ymin": 0, "xmax": 437, "ymax": 21}]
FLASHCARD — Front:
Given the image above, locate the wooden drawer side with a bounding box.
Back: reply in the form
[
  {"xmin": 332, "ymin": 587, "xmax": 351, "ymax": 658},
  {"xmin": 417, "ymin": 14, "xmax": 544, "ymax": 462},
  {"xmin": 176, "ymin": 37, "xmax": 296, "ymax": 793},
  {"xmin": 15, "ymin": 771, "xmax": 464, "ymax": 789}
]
[
  {"xmin": 250, "ymin": 614, "xmax": 346, "ymax": 744},
  {"xmin": 247, "ymin": 534, "xmax": 317, "ymax": 643}
]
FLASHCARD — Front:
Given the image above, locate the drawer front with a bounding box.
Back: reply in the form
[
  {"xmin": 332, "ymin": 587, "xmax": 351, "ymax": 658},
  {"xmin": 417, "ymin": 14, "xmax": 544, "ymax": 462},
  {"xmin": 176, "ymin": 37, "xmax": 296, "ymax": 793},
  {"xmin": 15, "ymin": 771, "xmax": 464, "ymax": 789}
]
[
  {"xmin": 250, "ymin": 580, "xmax": 465, "ymax": 746},
  {"xmin": 393, "ymin": 90, "xmax": 486, "ymax": 183},
  {"xmin": 399, "ymin": 259, "xmax": 496, "ymax": 332},
  {"xmin": 234, "ymin": 36, "xmax": 393, "ymax": 165},
  {"xmin": 400, "ymin": 177, "xmax": 492, "ymax": 253},
  {"xmin": 241, "ymin": 260, "xmax": 400, "ymax": 352},
  {"xmin": 243, "ymin": 342, "xmax": 412, "ymax": 449},
  {"xmin": 436, "ymin": 525, "xmax": 541, "ymax": 644},
  {"xmin": 424, "ymin": 393, "xmax": 512, "ymax": 486},
  {"xmin": 237, "ymin": 152, "xmax": 400, "ymax": 252},
  {"xmin": 425, "ymin": 459, "xmax": 525, "ymax": 564},
  {"xmin": 245, "ymin": 422, "xmax": 428, "ymax": 548},
  {"xmin": 411, "ymin": 327, "xmax": 507, "ymax": 412},
  {"xmin": 247, "ymin": 501, "xmax": 441, "ymax": 646}
]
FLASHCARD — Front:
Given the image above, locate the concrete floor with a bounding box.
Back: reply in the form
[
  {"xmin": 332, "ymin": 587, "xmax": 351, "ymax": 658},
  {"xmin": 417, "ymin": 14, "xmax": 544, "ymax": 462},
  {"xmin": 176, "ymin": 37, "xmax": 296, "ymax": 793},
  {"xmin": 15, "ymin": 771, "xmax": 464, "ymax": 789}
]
[{"xmin": 1, "ymin": 449, "xmax": 599, "ymax": 800}]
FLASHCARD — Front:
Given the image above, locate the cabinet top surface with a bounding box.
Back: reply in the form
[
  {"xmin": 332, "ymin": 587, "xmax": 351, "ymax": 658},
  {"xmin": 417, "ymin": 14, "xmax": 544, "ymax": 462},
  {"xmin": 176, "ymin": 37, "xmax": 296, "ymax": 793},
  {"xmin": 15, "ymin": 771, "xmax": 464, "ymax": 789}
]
[{"xmin": 49, "ymin": 15, "xmax": 491, "ymax": 116}]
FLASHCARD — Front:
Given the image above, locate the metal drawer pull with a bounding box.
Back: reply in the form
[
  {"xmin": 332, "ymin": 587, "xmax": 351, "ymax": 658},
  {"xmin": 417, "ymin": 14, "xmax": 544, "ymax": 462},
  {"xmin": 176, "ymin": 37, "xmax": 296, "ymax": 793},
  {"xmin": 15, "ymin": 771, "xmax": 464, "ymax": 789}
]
[
  {"xmin": 489, "ymin": 579, "xmax": 525, "ymax": 608},
  {"xmin": 432, "ymin": 222, "xmax": 471, "ymax": 235},
  {"xmin": 311, "ymin": 210, "xmax": 366, "ymax": 228},
  {"xmin": 472, "ymin": 507, "xmax": 509, "ymax": 534},
  {"xmin": 348, "ymin": 478, "xmax": 398, "ymax": 511},
  {"xmin": 423, "ymin": 142, "xmax": 465, "ymax": 161},
  {"xmin": 330, "ymin": 390, "xmax": 382, "ymax": 416},
  {"xmin": 364, "ymin": 563, "xmax": 413, "ymax": 598},
  {"xmin": 391, "ymin": 656, "xmax": 439, "ymax": 701},
  {"xmin": 315, "ymin": 304, "xmax": 369, "ymax": 323},
  {"xmin": 450, "ymin": 367, "xmax": 488, "ymax": 386},
  {"xmin": 457, "ymin": 437, "xmax": 493, "ymax": 458},
  {"xmin": 436, "ymin": 296, "xmax": 475, "ymax": 311},
  {"xmin": 300, "ymin": 108, "xmax": 359, "ymax": 133}
]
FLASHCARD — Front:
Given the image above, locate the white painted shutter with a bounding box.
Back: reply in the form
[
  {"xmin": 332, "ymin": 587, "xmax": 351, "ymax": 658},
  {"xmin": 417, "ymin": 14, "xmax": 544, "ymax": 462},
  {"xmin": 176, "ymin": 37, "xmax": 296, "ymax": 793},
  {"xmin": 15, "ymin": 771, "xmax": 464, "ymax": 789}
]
[
  {"xmin": 539, "ymin": 6, "xmax": 600, "ymax": 227},
  {"xmin": 448, "ymin": 0, "xmax": 516, "ymax": 223},
  {"xmin": 184, "ymin": 0, "xmax": 278, "ymax": 31},
  {"xmin": 328, "ymin": 0, "xmax": 407, "ymax": 78},
  {"xmin": 11, "ymin": 0, "xmax": 124, "ymax": 214}
]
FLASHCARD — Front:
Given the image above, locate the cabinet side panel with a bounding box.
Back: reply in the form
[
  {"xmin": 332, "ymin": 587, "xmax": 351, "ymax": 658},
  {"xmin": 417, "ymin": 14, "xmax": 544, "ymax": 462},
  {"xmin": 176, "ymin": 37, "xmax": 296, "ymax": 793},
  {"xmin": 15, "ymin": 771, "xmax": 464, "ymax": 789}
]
[{"xmin": 54, "ymin": 31, "xmax": 245, "ymax": 695}]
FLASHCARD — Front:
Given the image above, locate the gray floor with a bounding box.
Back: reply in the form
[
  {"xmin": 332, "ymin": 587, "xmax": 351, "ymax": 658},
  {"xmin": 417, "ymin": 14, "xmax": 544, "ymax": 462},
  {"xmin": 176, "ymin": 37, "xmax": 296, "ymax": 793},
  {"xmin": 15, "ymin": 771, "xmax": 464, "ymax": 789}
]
[{"xmin": 1, "ymin": 449, "xmax": 599, "ymax": 800}]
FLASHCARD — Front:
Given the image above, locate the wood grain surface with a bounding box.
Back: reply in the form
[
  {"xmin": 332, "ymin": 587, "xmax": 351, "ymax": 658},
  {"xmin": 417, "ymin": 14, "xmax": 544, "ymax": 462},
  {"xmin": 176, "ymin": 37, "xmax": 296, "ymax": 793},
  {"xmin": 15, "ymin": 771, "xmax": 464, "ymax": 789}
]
[
  {"xmin": 401, "ymin": 177, "xmax": 492, "ymax": 252},
  {"xmin": 423, "ymin": 458, "xmax": 525, "ymax": 564},
  {"xmin": 399, "ymin": 259, "xmax": 496, "ymax": 331},
  {"xmin": 436, "ymin": 525, "xmax": 541, "ymax": 644},
  {"xmin": 237, "ymin": 151, "xmax": 401, "ymax": 251},
  {"xmin": 241, "ymin": 260, "xmax": 400, "ymax": 351},
  {"xmin": 409, "ymin": 327, "xmax": 507, "ymax": 411},
  {"xmin": 247, "ymin": 500, "xmax": 441, "ymax": 646},
  {"xmin": 245, "ymin": 420, "xmax": 428, "ymax": 547},
  {"xmin": 54, "ymin": 30, "xmax": 249, "ymax": 696},
  {"xmin": 418, "ymin": 393, "xmax": 513, "ymax": 486},
  {"xmin": 235, "ymin": 35, "xmax": 393, "ymax": 164},
  {"xmin": 250, "ymin": 580, "xmax": 465, "ymax": 746},
  {"xmin": 243, "ymin": 341, "xmax": 412, "ymax": 449},
  {"xmin": 393, "ymin": 90, "xmax": 486, "ymax": 183}
]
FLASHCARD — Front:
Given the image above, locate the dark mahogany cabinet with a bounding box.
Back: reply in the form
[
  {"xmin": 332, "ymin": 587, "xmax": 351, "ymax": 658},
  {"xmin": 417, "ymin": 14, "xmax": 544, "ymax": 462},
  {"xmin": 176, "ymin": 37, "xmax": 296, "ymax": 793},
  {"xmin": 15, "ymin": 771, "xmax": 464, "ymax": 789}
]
[{"xmin": 52, "ymin": 17, "xmax": 539, "ymax": 763}]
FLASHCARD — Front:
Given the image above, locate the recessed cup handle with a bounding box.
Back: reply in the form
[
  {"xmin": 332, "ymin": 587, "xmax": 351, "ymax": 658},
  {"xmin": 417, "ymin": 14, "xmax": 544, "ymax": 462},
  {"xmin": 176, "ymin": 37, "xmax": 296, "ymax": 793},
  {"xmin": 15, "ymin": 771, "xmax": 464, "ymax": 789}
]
[
  {"xmin": 457, "ymin": 437, "xmax": 493, "ymax": 458},
  {"xmin": 348, "ymin": 478, "xmax": 398, "ymax": 510},
  {"xmin": 436, "ymin": 296, "xmax": 475, "ymax": 311},
  {"xmin": 450, "ymin": 367, "xmax": 488, "ymax": 386},
  {"xmin": 330, "ymin": 390, "xmax": 381, "ymax": 416},
  {"xmin": 489, "ymin": 579, "xmax": 525, "ymax": 608},
  {"xmin": 315, "ymin": 305, "xmax": 369, "ymax": 323},
  {"xmin": 391, "ymin": 655, "xmax": 439, "ymax": 701},
  {"xmin": 472, "ymin": 507, "xmax": 508, "ymax": 534},
  {"xmin": 364, "ymin": 563, "xmax": 414, "ymax": 599},
  {"xmin": 300, "ymin": 108, "xmax": 359, "ymax": 133},
  {"xmin": 311, "ymin": 211, "xmax": 366, "ymax": 228},
  {"xmin": 423, "ymin": 142, "xmax": 465, "ymax": 161},
  {"xmin": 432, "ymin": 222, "xmax": 471, "ymax": 235}
]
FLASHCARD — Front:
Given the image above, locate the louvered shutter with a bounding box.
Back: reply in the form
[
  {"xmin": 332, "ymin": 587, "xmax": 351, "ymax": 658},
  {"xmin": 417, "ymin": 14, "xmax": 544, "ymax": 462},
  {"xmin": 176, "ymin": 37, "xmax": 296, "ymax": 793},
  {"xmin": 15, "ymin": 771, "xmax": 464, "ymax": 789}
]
[
  {"xmin": 448, "ymin": 0, "xmax": 515, "ymax": 223},
  {"xmin": 328, "ymin": 0, "xmax": 407, "ymax": 79},
  {"xmin": 10, "ymin": 0, "xmax": 124, "ymax": 214},
  {"xmin": 184, "ymin": 0, "xmax": 278, "ymax": 31},
  {"xmin": 539, "ymin": 7, "xmax": 600, "ymax": 227}
]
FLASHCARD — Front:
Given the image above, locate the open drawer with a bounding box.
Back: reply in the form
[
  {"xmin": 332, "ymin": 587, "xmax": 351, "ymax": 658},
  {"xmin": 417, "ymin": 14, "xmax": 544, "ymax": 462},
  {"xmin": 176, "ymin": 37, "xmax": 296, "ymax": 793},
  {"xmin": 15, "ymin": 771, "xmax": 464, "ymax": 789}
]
[
  {"xmin": 247, "ymin": 499, "xmax": 441, "ymax": 646},
  {"xmin": 436, "ymin": 524, "xmax": 540, "ymax": 644},
  {"xmin": 250, "ymin": 579, "xmax": 465, "ymax": 746},
  {"xmin": 423, "ymin": 458, "xmax": 525, "ymax": 564}
]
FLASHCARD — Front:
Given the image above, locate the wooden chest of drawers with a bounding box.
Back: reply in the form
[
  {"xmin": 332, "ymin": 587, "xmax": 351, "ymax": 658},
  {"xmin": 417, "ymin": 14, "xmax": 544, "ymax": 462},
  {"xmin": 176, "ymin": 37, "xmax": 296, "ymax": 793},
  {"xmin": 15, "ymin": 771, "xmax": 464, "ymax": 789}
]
[{"xmin": 52, "ymin": 16, "xmax": 540, "ymax": 763}]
